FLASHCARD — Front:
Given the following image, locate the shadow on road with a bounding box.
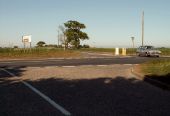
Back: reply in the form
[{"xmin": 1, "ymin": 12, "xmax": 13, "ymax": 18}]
[
  {"xmin": 0, "ymin": 66, "xmax": 26, "ymax": 78},
  {"xmin": 25, "ymin": 77, "xmax": 170, "ymax": 116},
  {"xmin": 0, "ymin": 66, "xmax": 63, "ymax": 116},
  {"xmin": 1, "ymin": 67, "xmax": 170, "ymax": 115},
  {"xmin": 144, "ymin": 73, "xmax": 170, "ymax": 90},
  {"xmin": 0, "ymin": 66, "xmax": 26, "ymax": 88}
]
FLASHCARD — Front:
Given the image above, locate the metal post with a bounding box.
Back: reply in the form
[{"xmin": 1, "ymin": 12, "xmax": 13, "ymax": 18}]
[
  {"xmin": 142, "ymin": 11, "xmax": 144, "ymax": 46},
  {"xmin": 24, "ymin": 42, "xmax": 25, "ymax": 49},
  {"xmin": 24, "ymin": 42, "xmax": 26, "ymax": 53},
  {"xmin": 131, "ymin": 37, "xmax": 135, "ymax": 55},
  {"xmin": 29, "ymin": 42, "xmax": 32, "ymax": 52},
  {"xmin": 30, "ymin": 42, "xmax": 32, "ymax": 48},
  {"xmin": 131, "ymin": 37, "xmax": 135, "ymax": 49}
]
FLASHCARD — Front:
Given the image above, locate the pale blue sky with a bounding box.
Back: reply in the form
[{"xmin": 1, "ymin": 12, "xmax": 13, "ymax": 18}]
[{"xmin": 0, "ymin": 0, "xmax": 170, "ymax": 48}]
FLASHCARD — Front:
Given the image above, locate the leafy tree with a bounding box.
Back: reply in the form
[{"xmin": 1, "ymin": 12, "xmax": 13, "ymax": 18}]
[
  {"xmin": 36, "ymin": 41, "xmax": 46, "ymax": 47},
  {"xmin": 64, "ymin": 20, "xmax": 89, "ymax": 49}
]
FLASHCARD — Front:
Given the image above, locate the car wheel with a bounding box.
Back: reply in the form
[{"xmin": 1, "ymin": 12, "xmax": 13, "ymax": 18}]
[
  {"xmin": 145, "ymin": 52, "xmax": 148, "ymax": 57},
  {"xmin": 145, "ymin": 52, "xmax": 150, "ymax": 57}
]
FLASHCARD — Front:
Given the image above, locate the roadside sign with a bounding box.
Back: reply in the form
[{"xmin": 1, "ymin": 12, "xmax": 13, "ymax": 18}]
[
  {"xmin": 22, "ymin": 35, "xmax": 32, "ymax": 48},
  {"xmin": 22, "ymin": 35, "xmax": 31, "ymax": 43}
]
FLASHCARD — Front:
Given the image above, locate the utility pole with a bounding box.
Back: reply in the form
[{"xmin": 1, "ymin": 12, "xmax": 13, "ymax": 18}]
[
  {"xmin": 58, "ymin": 30, "xmax": 60, "ymax": 47},
  {"xmin": 131, "ymin": 36, "xmax": 135, "ymax": 55},
  {"xmin": 142, "ymin": 11, "xmax": 144, "ymax": 46},
  {"xmin": 131, "ymin": 37, "xmax": 135, "ymax": 49}
]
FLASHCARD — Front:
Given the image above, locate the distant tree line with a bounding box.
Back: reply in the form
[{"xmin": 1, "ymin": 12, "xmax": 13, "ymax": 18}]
[{"xmin": 36, "ymin": 41, "xmax": 90, "ymax": 48}]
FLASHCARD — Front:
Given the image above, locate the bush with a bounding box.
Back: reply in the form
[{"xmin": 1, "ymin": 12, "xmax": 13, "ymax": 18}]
[{"xmin": 83, "ymin": 44, "xmax": 90, "ymax": 48}]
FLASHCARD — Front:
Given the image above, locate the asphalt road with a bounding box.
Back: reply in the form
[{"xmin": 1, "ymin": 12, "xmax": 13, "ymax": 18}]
[
  {"xmin": 1, "ymin": 55, "xmax": 170, "ymax": 116},
  {"xmin": 0, "ymin": 56, "xmax": 169, "ymax": 67},
  {"xmin": 1, "ymin": 65, "xmax": 170, "ymax": 116}
]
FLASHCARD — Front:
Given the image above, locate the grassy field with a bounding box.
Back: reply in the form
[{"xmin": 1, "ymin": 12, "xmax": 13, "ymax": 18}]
[
  {"xmin": 0, "ymin": 48, "xmax": 80, "ymax": 59},
  {"xmin": 0, "ymin": 47, "xmax": 170, "ymax": 59},
  {"xmin": 80, "ymin": 48, "xmax": 170, "ymax": 55},
  {"xmin": 79, "ymin": 48, "xmax": 137, "ymax": 55},
  {"xmin": 79, "ymin": 48, "xmax": 116, "ymax": 53},
  {"xmin": 141, "ymin": 59, "xmax": 170, "ymax": 76},
  {"xmin": 158, "ymin": 48, "xmax": 170, "ymax": 56}
]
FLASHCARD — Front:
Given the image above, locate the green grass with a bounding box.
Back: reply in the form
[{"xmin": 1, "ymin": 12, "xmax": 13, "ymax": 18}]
[
  {"xmin": 79, "ymin": 48, "xmax": 115, "ymax": 53},
  {"xmin": 79, "ymin": 48, "xmax": 137, "ymax": 55},
  {"xmin": 158, "ymin": 48, "xmax": 170, "ymax": 55},
  {"xmin": 79, "ymin": 47, "xmax": 170, "ymax": 56},
  {"xmin": 0, "ymin": 48, "xmax": 80, "ymax": 59},
  {"xmin": 0, "ymin": 47, "xmax": 170, "ymax": 59},
  {"xmin": 141, "ymin": 59, "xmax": 170, "ymax": 76},
  {"xmin": 140, "ymin": 47, "xmax": 170, "ymax": 76}
]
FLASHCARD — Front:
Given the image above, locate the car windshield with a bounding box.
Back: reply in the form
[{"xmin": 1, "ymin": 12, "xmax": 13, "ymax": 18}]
[{"xmin": 145, "ymin": 46, "xmax": 154, "ymax": 49}]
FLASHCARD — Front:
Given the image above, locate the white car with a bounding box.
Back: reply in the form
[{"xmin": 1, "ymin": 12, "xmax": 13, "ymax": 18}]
[{"xmin": 136, "ymin": 46, "xmax": 161, "ymax": 57}]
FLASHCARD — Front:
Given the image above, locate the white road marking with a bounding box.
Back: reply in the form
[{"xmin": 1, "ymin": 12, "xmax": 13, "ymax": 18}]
[
  {"xmin": 123, "ymin": 64, "xmax": 132, "ymax": 66},
  {"xmin": 96, "ymin": 65, "xmax": 107, "ymax": 67},
  {"xmin": 27, "ymin": 61, "xmax": 43, "ymax": 63},
  {"xmin": 1, "ymin": 68, "xmax": 71, "ymax": 116},
  {"xmin": 79, "ymin": 65, "xmax": 93, "ymax": 67},
  {"xmin": 62, "ymin": 66, "xmax": 76, "ymax": 68},
  {"xmin": 22, "ymin": 81, "xmax": 71, "ymax": 116}
]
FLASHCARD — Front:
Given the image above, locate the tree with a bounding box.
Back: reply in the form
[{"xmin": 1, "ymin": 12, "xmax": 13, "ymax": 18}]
[
  {"xmin": 36, "ymin": 41, "xmax": 46, "ymax": 47},
  {"xmin": 64, "ymin": 20, "xmax": 89, "ymax": 49}
]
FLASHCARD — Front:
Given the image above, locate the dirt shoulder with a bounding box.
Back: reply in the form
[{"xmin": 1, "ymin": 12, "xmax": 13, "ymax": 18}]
[
  {"xmin": 133, "ymin": 64, "xmax": 145, "ymax": 79},
  {"xmin": 20, "ymin": 65, "xmax": 133, "ymax": 81}
]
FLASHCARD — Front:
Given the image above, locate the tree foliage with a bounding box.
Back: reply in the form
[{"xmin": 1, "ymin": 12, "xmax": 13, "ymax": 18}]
[
  {"xmin": 36, "ymin": 41, "xmax": 46, "ymax": 47},
  {"xmin": 64, "ymin": 20, "xmax": 89, "ymax": 49}
]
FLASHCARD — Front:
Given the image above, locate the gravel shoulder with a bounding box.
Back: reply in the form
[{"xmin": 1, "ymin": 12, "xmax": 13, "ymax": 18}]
[{"xmin": 20, "ymin": 65, "xmax": 133, "ymax": 81}]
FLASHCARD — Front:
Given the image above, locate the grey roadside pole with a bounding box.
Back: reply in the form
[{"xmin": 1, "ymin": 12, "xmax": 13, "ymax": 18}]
[{"xmin": 131, "ymin": 37, "xmax": 135, "ymax": 55}]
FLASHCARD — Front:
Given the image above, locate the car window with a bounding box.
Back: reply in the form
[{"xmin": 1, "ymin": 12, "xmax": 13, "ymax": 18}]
[{"xmin": 145, "ymin": 46, "xmax": 154, "ymax": 49}]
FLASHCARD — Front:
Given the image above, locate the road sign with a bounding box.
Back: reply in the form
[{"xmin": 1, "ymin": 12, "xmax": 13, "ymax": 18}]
[
  {"xmin": 22, "ymin": 35, "xmax": 32, "ymax": 48},
  {"xmin": 22, "ymin": 35, "xmax": 31, "ymax": 43}
]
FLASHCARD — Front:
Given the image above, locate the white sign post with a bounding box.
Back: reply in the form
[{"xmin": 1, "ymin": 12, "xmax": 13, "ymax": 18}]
[
  {"xmin": 122, "ymin": 48, "xmax": 126, "ymax": 56},
  {"xmin": 22, "ymin": 35, "xmax": 32, "ymax": 49},
  {"xmin": 115, "ymin": 47, "xmax": 119, "ymax": 55}
]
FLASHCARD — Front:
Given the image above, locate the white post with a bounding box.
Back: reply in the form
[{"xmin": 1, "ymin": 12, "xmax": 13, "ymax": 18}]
[
  {"xmin": 115, "ymin": 48, "xmax": 119, "ymax": 55},
  {"xmin": 122, "ymin": 48, "xmax": 126, "ymax": 56},
  {"xmin": 142, "ymin": 11, "xmax": 144, "ymax": 46}
]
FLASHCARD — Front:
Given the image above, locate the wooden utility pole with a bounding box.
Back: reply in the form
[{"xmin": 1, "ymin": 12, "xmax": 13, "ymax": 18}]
[{"xmin": 142, "ymin": 11, "xmax": 144, "ymax": 46}]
